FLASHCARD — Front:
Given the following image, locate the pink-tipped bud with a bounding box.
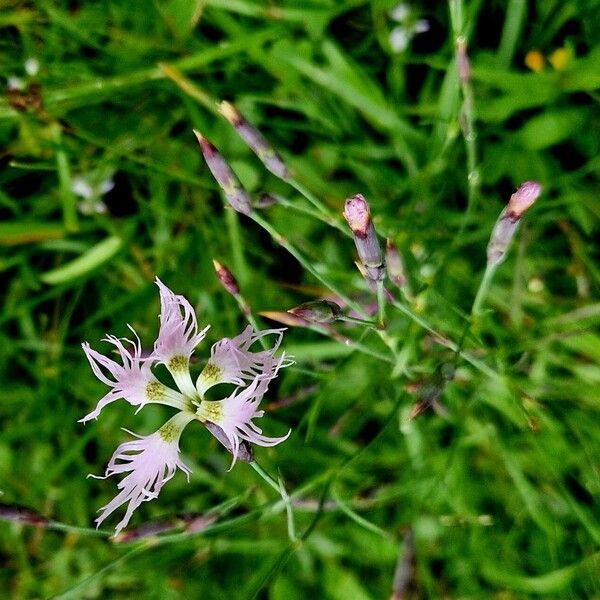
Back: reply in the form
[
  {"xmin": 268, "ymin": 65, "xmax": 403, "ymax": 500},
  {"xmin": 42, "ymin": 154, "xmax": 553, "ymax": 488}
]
[
  {"xmin": 212, "ymin": 259, "xmax": 240, "ymax": 296},
  {"xmin": 288, "ymin": 299, "xmax": 342, "ymax": 324},
  {"xmin": 193, "ymin": 129, "xmax": 252, "ymax": 215},
  {"xmin": 219, "ymin": 101, "xmax": 289, "ymax": 180},
  {"xmin": 343, "ymin": 194, "xmax": 384, "ymax": 281},
  {"xmin": 487, "ymin": 181, "xmax": 543, "ymax": 266},
  {"xmin": 506, "ymin": 180, "xmax": 542, "ymax": 219},
  {"xmin": 385, "ymin": 239, "xmax": 407, "ymax": 289},
  {"xmin": 456, "ymin": 37, "xmax": 470, "ymax": 84}
]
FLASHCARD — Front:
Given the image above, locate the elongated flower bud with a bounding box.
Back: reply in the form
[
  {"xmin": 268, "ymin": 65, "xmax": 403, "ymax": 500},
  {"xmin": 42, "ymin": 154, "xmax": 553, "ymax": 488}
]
[
  {"xmin": 212, "ymin": 259, "xmax": 240, "ymax": 296},
  {"xmin": 343, "ymin": 194, "xmax": 385, "ymax": 281},
  {"xmin": 487, "ymin": 181, "xmax": 542, "ymax": 266},
  {"xmin": 385, "ymin": 239, "xmax": 407, "ymax": 289},
  {"xmin": 506, "ymin": 180, "xmax": 542, "ymax": 219},
  {"xmin": 456, "ymin": 37, "xmax": 470, "ymax": 84},
  {"xmin": 288, "ymin": 299, "xmax": 342, "ymax": 324},
  {"xmin": 193, "ymin": 129, "xmax": 252, "ymax": 215},
  {"xmin": 0, "ymin": 503, "xmax": 48, "ymax": 526},
  {"xmin": 219, "ymin": 101, "xmax": 289, "ymax": 180}
]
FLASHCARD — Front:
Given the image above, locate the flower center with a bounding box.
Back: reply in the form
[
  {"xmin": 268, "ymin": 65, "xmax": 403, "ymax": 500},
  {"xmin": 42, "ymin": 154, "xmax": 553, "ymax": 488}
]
[
  {"xmin": 196, "ymin": 400, "xmax": 224, "ymax": 424},
  {"xmin": 159, "ymin": 420, "xmax": 180, "ymax": 442},
  {"xmin": 145, "ymin": 380, "xmax": 166, "ymax": 402},
  {"xmin": 168, "ymin": 354, "xmax": 188, "ymax": 373},
  {"xmin": 197, "ymin": 362, "xmax": 223, "ymax": 395}
]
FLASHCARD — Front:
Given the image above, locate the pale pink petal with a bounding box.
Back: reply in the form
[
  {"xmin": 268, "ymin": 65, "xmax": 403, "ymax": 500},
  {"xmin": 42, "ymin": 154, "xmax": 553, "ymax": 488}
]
[
  {"xmin": 197, "ymin": 357, "xmax": 290, "ymax": 468},
  {"xmin": 196, "ymin": 325, "xmax": 291, "ymax": 394},
  {"xmin": 80, "ymin": 332, "xmax": 186, "ymax": 422},
  {"xmin": 153, "ymin": 278, "xmax": 210, "ymax": 364},
  {"xmin": 94, "ymin": 413, "xmax": 194, "ymax": 534}
]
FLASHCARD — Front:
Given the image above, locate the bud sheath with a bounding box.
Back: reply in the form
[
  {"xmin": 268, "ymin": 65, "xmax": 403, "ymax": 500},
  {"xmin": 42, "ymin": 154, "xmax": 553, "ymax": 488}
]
[
  {"xmin": 193, "ymin": 129, "xmax": 252, "ymax": 215},
  {"xmin": 212, "ymin": 259, "xmax": 240, "ymax": 296},
  {"xmin": 487, "ymin": 181, "xmax": 542, "ymax": 266},
  {"xmin": 219, "ymin": 101, "xmax": 289, "ymax": 180},
  {"xmin": 385, "ymin": 239, "xmax": 407, "ymax": 288},
  {"xmin": 343, "ymin": 194, "xmax": 384, "ymax": 281},
  {"xmin": 288, "ymin": 299, "xmax": 342, "ymax": 324}
]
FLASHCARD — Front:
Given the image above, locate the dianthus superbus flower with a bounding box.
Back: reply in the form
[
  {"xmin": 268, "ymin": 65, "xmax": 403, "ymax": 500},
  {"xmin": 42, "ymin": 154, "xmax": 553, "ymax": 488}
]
[{"xmin": 82, "ymin": 278, "xmax": 291, "ymax": 533}]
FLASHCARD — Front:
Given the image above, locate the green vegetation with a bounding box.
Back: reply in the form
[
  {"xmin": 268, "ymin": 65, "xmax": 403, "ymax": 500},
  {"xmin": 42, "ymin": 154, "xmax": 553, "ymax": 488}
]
[{"xmin": 1, "ymin": 0, "xmax": 599, "ymax": 597}]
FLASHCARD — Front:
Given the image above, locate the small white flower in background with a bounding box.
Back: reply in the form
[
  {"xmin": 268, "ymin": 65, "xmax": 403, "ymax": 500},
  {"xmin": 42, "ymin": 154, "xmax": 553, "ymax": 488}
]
[
  {"xmin": 82, "ymin": 278, "xmax": 291, "ymax": 533},
  {"xmin": 72, "ymin": 173, "xmax": 115, "ymax": 215},
  {"xmin": 5, "ymin": 57, "xmax": 39, "ymax": 91},
  {"xmin": 388, "ymin": 2, "xmax": 429, "ymax": 54},
  {"xmin": 6, "ymin": 76, "xmax": 24, "ymax": 91},
  {"xmin": 24, "ymin": 57, "xmax": 39, "ymax": 77},
  {"xmin": 390, "ymin": 2, "xmax": 410, "ymax": 22}
]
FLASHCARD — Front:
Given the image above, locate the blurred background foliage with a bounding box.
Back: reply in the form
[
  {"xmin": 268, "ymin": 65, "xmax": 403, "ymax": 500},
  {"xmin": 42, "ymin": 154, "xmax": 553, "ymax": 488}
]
[{"xmin": 1, "ymin": 0, "xmax": 599, "ymax": 597}]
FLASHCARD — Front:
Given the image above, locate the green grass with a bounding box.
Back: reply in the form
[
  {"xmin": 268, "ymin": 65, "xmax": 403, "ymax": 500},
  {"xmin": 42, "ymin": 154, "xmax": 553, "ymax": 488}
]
[{"xmin": 1, "ymin": 0, "xmax": 600, "ymax": 597}]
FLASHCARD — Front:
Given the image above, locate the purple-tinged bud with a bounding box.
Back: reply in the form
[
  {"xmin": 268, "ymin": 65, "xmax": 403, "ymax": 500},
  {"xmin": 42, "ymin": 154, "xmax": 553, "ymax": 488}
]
[
  {"xmin": 343, "ymin": 194, "xmax": 385, "ymax": 281},
  {"xmin": 219, "ymin": 101, "xmax": 289, "ymax": 180},
  {"xmin": 385, "ymin": 239, "xmax": 407, "ymax": 288},
  {"xmin": 255, "ymin": 193, "xmax": 280, "ymax": 208},
  {"xmin": 456, "ymin": 37, "xmax": 470, "ymax": 84},
  {"xmin": 212, "ymin": 259, "xmax": 240, "ymax": 296},
  {"xmin": 487, "ymin": 181, "xmax": 542, "ymax": 266},
  {"xmin": 0, "ymin": 503, "xmax": 49, "ymax": 527},
  {"xmin": 288, "ymin": 299, "xmax": 342, "ymax": 324},
  {"xmin": 203, "ymin": 421, "xmax": 254, "ymax": 462},
  {"xmin": 183, "ymin": 512, "xmax": 218, "ymax": 533},
  {"xmin": 193, "ymin": 129, "xmax": 252, "ymax": 215},
  {"xmin": 506, "ymin": 180, "xmax": 542, "ymax": 219}
]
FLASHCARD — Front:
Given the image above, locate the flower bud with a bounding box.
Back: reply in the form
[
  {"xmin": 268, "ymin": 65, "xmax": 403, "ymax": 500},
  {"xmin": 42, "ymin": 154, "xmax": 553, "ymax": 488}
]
[
  {"xmin": 193, "ymin": 129, "xmax": 252, "ymax": 215},
  {"xmin": 287, "ymin": 299, "xmax": 342, "ymax": 324},
  {"xmin": 212, "ymin": 259, "xmax": 240, "ymax": 296},
  {"xmin": 343, "ymin": 194, "xmax": 384, "ymax": 281},
  {"xmin": 385, "ymin": 239, "xmax": 407, "ymax": 288},
  {"xmin": 506, "ymin": 180, "xmax": 542, "ymax": 219},
  {"xmin": 456, "ymin": 37, "xmax": 470, "ymax": 84},
  {"xmin": 0, "ymin": 503, "xmax": 48, "ymax": 527},
  {"xmin": 487, "ymin": 181, "xmax": 542, "ymax": 266},
  {"xmin": 219, "ymin": 101, "xmax": 289, "ymax": 180}
]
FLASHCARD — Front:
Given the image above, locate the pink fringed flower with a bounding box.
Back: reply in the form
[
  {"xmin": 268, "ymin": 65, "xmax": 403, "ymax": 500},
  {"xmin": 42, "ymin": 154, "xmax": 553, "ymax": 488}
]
[
  {"xmin": 80, "ymin": 333, "xmax": 187, "ymax": 423},
  {"xmin": 196, "ymin": 325, "xmax": 290, "ymax": 395},
  {"xmin": 196, "ymin": 357, "xmax": 291, "ymax": 467},
  {"xmin": 82, "ymin": 279, "xmax": 291, "ymax": 532},
  {"xmin": 93, "ymin": 413, "xmax": 194, "ymax": 534}
]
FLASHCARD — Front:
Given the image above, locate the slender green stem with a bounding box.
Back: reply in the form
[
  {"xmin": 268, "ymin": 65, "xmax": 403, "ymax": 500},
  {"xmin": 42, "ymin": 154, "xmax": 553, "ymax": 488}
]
[
  {"xmin": 238, "ymin": 298, "xmax": 270, "ymax": 351},
  {"xmin": 46, "ymin": 521, "xmax": 112, "ymax": 538},
  {"xmin": 389, "ymin": 297, "xmax": 500, "ymax": 381},
  {"xmin": 276, "ymin": 195, "xmax": 352, "ymax": 238},
  {"xmin": 52, "ymin": 123, "xmax": 79, "ymax": 233},
  {"xmin": 376, "ymin": 279, "xmax": 387, "ymax": 329},
  {"xmin": 251, "ymin": 460, "xmax": 297, "ymax": 542},
  {"xmin": 288, "ymin": 178, "xmax": 328, "ymax": 215},
  {"xmin": 471, "ymin": 262, "xmax": 498, "ymax": 317},
  {"xmin": 250, "ymin": 212, "xmax": 366, "ymax": 317},
  {"xmin": 449, "ymin": 0, "xmax": 480, "ymax": 239},
  {"xmin": 338, "ymin": 315, "xmax": 376, "ymax": 327},
  {"xmin": 249, "ymin": 211, "xmax": 399, "ymax": 360}
]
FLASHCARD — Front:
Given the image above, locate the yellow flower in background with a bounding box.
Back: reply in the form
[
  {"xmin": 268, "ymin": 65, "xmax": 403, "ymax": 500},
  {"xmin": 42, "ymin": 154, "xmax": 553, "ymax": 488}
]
[
  {"xmin": 549, "ymin": 47, "xmax": 570, "ymax": 70},
  {"xmin": 525, "ymin": 50, "xmax": 545, "ymax": 72},
  {"xmin": 525, "ymin": 47, "xmax": 571, "ymax": 72}
]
